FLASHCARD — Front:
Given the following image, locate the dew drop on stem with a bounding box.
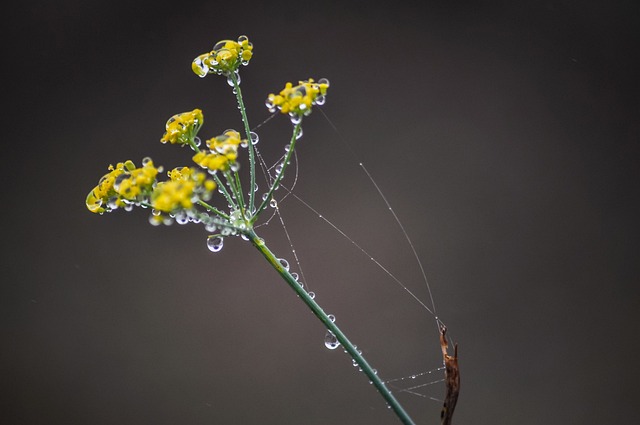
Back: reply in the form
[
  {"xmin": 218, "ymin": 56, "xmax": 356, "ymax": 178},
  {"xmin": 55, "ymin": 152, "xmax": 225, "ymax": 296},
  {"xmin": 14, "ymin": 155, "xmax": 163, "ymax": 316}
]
[
  {"xmin": 324, "ymin": 330, "xmax": 340, "ymax": 350},
  {"xmin": 278, "ymin": 258, "xmax": 290, "ymax": 271},
  {"xmin": 250, "ymin": 131, "xmax": 259, "ymax": 145}
]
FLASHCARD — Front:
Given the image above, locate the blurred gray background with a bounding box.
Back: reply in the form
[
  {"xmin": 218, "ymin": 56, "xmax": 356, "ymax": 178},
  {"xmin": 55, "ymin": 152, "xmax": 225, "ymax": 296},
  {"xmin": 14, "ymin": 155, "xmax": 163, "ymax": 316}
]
[{"xmin": 3, "ymin": 1, "xmax": 639, "ymax": 424}]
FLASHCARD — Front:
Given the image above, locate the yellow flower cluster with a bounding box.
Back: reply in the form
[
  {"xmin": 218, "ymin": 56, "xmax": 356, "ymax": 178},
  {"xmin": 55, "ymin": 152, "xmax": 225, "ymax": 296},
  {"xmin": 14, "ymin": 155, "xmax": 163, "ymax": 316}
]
[
  {"xmin": 151, "ymin": 167, "xmax": 216, "ymax": 213},
  {"xmin": 266, "ymin": 78, "xmax": 329, "ymax": 117},
  {"xmin": 192, "ymin": 130, "xmax": 244, "ymax": 172},
  {"xmin": 160, "ymin": 109, "xmax": 204, "ymax": 146},
  {"xmin": 86, "ymin": 159, "xmax": 159, "ymax": 214},
  {"xmin": 192, "ymin": 36, "xmax": 254, "ymax": 77}
]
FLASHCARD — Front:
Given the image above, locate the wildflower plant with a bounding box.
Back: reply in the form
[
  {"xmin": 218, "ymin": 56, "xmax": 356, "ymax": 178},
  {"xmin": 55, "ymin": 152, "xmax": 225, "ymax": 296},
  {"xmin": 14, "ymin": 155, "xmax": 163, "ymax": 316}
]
[{"xmin": 85, "ymin": 36, "xmax": 420, "ymax": 424}]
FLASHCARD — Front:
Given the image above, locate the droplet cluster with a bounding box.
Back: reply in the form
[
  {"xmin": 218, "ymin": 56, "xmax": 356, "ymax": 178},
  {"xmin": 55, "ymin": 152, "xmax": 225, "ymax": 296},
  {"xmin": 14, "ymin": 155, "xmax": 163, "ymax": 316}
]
[
  {"xmin": 265, "ymin": 78, "xmax": 330, "ymax": 123},
  {"xmin": 192, "ymin": 35, "xmax": 253, "ymax": 78}
]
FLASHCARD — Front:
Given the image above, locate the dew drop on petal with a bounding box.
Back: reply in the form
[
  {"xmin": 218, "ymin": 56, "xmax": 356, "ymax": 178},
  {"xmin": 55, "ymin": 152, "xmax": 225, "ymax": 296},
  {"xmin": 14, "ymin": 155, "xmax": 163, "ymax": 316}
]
[{"xmin": 324, "ymin": 330, "xmax": 340, "ymax": 350}]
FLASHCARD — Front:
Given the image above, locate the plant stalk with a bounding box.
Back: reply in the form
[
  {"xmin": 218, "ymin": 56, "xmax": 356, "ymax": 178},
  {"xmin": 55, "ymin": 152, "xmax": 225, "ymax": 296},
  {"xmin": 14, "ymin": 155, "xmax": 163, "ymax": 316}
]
[
  {"xmin": 230, "ymin": 72, "xmax": 257, "ymax": 213},
  {"xmin": 246, "ymin": 228, "xmax": 416, "ymax": 425}
]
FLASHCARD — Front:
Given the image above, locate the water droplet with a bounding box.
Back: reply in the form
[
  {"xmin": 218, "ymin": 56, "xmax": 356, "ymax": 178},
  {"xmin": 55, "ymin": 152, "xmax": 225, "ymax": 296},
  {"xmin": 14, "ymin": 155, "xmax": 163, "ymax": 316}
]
[
  {"xmin": 315, "ymin": 95, "xmax": 326, "ymax": 105},
  {"xmin": 113, "ymin": 173, "xmax": 128, "ymax": 191},
  {"xmin": 269, "ymin": 198, "xmax": 278, "ymax": 208},
  {"xmin": 250, "ymin": 132, "xmax": 259, "ymax": 145},
  {"xmin": 230, "ymin": 162, "xmax": 240, "ymax": 172},
  {"xmin": 328, "ymin": 314, "xmax": 336, "ymax": 323},
  {"xmin": 175, "ymin": 211, "xmax": 188, "ymax": 225},
  {"xmin": 291, "ymin": 272, "xmax": 299, "ymax": 280},
  {"xmin": 324, "ymin": 330, "xmax": 340, "ymax": 350},
  {"xmin": 207, "ymin": 235, "xmax": 224, "ymax": 252},
  {"xmin": 278, "ymin": 258, "xmax": 290, "ymax": 271},
  {"xmin": 308, "ymin": 291, "xmax": 315, "ymax": 299},
  {"xmin": 149, "ymin": 214, "xmax": 161, "ymax": 226},
  {"xmin": 142, "ymin": 157, "xmax": 152, "ymax": 166},
  {"xmin": 107, "ymin": 197, "xmax": 119, "ymax": 209},
  {"xmin": 318, "ymin": 78, "xmax": 330, "ymax": 86},
  {"xmin": 193, "ymin": 136, "xmax": 202, "ymax": 147},
  {"xmin": 296, "ymin": 126, "xmax": 303, "ymax": 140},
  {"xmin": 290, "ymin": 114, "xmax": 302, "ymax": 125}
]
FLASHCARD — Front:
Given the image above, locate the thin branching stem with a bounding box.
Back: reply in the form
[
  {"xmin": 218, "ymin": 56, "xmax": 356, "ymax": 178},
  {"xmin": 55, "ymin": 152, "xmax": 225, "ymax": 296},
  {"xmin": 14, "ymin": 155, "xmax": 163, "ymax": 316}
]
[
  {"xmin": 246, "ymin": 228, "xmax": 416, "ymax": 425},
  {"xmin": 230, "ymin": 72, "xmax": 257, "ymax": 213},
  {"xmin": 251, "ymin": 122, "xmax": 300, "ymax": 221}
]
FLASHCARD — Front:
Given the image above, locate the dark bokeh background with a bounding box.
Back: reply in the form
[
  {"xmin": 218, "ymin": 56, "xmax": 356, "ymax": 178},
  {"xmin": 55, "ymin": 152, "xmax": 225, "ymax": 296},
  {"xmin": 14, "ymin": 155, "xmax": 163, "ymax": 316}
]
[{"xmin": 3, "ymin": 1, "xmax": 639, "ymax": 424}]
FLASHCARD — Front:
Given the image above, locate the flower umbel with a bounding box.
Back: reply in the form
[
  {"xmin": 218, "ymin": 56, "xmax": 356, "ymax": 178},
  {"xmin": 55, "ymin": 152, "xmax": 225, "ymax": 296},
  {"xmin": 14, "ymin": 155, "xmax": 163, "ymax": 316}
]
[
  {"xmin": 151, "ymin": 167, "xmax": 216, "ymax": 214},
  {"xmin": 192, "ymin": 35, "xmax": 253, "ymax": 78},
  {"xmin": 85, "ymin": 159, "xmax": 159, "ymax": 214},
  {"xmin": 160, "ymin": 109, "xmax": 204, "ymax": 147},
  {"xmin": 266, "ymin": 78, "xmax": 330, "ymax": 118},
  {"xmin": 192, "ymin": 130, "xmax": 245, "ymax": 172}
]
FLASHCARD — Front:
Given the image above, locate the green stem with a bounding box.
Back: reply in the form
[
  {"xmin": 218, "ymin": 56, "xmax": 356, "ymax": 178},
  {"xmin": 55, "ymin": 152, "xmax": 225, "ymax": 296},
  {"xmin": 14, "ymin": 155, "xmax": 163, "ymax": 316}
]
[
  {"xmin": 251, "ymin": 122, "xmax": 301, "ymax": 222},
  {"xmin": 224, "ymin": 169, "xmax": 246, "ymax": 217},
  {"xmin": 212, "ymin": 173, "xmax": 237, "ymax": 210},
  {"xmin": 230, "ymin": 72, "xmax": 256, "ymax": 213},
  {"xmin": 196, "ymin": 200, "xmax": 230, "ymax": 220},
  {"xmin": 246, "ymin": 228, "xmax": 416, "ymax": 425}
]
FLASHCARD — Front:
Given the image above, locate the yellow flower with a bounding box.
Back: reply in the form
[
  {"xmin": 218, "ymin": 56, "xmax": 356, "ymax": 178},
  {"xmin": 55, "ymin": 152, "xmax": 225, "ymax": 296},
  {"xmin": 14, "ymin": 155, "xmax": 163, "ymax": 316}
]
[
  {"xmin": 192, "ymin": 35, "xmax": 254, "ymax": 77},
  {"xmin": 193, "ymin": 130, "xmax": 245, "ymax": 172},
  {"xmin": 160, "ymin": 109, "xmax": 204, "ymax": 146},
  {"xmin": 85, "ymin": 159, "xmax": 159, "ymax": 214},
  {"xmin": 266, "ymin": 78, "xmax": 329, "ymax": 119},
  {"xmin": 151, "ymin": 180, "xmax": 196, "ymax": 213},
  {"xmin": 151, "ymin": 167, "xmax": 217, "ymax": 213}
]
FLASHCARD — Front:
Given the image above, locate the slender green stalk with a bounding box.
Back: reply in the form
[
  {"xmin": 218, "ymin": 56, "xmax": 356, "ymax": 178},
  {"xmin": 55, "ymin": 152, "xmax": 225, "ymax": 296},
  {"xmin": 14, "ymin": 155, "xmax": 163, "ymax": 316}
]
[
  {"xmin": 246, "ymin": 228, "xmax": 416, "ymax": 425},
  {"xmin": 212, "ymin": 173, "xmax": 237, "ymax": 210},
  {"xmin": 230, "ymin": 72, "xmax": 257, "ymax": 213},
  {"xmin": 224, "ymin": 170, "xmax": 246, "ymax": 217},
  {"xmin": 251, "ymin": 123, "xmax": 301, "ymax": 221},
  {"xmin": 196, "ymin": 200, "xmax": 230, "ymax": 220}
]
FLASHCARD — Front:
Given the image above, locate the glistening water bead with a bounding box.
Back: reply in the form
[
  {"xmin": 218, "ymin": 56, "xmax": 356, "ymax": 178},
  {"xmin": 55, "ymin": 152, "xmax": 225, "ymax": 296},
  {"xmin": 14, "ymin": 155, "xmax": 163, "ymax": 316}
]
[
  {"xmin": 250, "ymin": 131, "xmax": 259, "ymax": 145},
  {"xmin": 278, "ymin": 258, "xmax": 290, "ymax": 271},
  {"xmin": 324, "ymin": 330, "xmax": 340, "ymax": 350},
  {"xmin": 207, "ymin": 235, "xmax": 224, "ymax": 252}
]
